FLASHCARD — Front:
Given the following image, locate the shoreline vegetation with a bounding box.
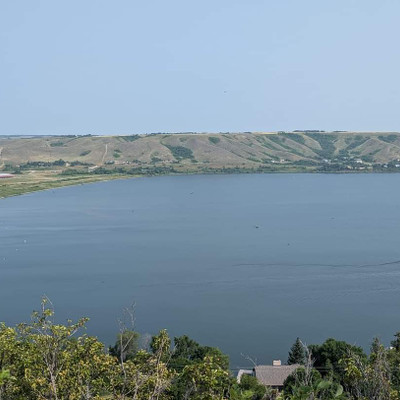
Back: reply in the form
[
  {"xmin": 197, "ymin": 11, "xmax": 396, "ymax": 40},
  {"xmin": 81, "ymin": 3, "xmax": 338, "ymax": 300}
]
[
  {"xmin": 1, "ymin": 299, "xmax": 400, "ymax": 399},
  {"xmin": 2, "ymin": 131, "xmax": 400, "ymax": 199},
  {"xmin": 0, "ymin": 172, "xmax": 134, "ymax": 199}
]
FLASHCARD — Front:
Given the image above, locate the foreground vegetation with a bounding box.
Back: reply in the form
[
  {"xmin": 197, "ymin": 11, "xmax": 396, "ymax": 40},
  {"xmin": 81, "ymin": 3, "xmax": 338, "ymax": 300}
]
[
  {"xmin": 2, "ymin": 131, "xmax": 400, "ymax": 198},
  {"xmin": 1, "ymin": 299, "xmax": 400, "ymax": 399}
]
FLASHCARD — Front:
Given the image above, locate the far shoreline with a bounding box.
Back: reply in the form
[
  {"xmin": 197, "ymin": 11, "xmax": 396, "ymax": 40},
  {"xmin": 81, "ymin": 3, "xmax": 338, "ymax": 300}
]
[{"xmin": 2, "ymin": 168, "xmax": 400, "ymax": 201}]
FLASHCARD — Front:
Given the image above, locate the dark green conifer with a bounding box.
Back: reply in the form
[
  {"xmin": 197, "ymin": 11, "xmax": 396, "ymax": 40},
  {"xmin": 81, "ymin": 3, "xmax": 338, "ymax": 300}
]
[{"xmin": 288, "ymin": 337, "xmax": 306, "ymax": 365}]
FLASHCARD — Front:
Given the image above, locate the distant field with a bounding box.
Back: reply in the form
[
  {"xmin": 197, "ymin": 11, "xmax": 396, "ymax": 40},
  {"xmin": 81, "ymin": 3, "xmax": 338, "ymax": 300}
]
[
  {"xmin": 1, "ymin": 131, "xmax": 400, "ymax": 198},
  {"xmin": 0, "ymin": 171, "xmax": 130, "ymax": 199}
]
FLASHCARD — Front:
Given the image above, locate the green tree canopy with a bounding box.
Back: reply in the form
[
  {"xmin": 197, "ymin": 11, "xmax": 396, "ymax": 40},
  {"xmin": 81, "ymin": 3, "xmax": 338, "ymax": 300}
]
[
  {"xmin": 109, "ymin": 330, "xmax": 140, "ymax": 362},
  {"xmin": 309, "ymin": 338, "xmax": 367, "ymax": 381}
]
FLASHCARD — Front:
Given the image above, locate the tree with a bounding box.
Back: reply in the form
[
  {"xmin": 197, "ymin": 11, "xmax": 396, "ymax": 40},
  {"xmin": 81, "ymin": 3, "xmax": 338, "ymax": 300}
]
[
  {"xmin": 288, "ymin": 338, "xmax": 306, "ymax": 365},
  {"xmin": 341, "ymin": 337, "xmax": 397, "ymax": 400},
  {"xmin": 108, "ymin": 329, "xmax": 173, "ymax": 400},
  {"xmin": 173, "ymin": 335, "xmax": 201, "ymax": 361},
  {"xmin": 168, "ymin": 335, "xmax": 230, "ymax": 398},
  {"xmin": 309, "ymin": 338, "xmax": 366, "ymax": 381},
  {"xmin": 0, "ymin": 324, "xmax": 23, "ymax": 399},
  {"xmin": 0, "ymin": 298, "xmax": 177, "ymax": 400},
  {"xmin": 284, "ymin": 368, "xmax": 344, "ymax": 400},
  {"xmin": 169, "ymin": 335, "xmax": 229, "ymax": 372},
  {"xmin": 284, "ymin": 340, "xmax": 345, "ymax": 400},
  {"xmin": 179, "ymin": 355, "xmax": 231, "ymax": 400},
  {"xmin": 389, "ymin": 332, "xmax": 400, "ymax": 393},
  {"xmin": 0, "ymin": 297, "xmax": 112, "ymax": 399},
  {"xmin": 391, "ymin": 332, "xmax": 400, "ymax": 351},
  {"xmin": 238, "ymin": 374, "xmax": 267, "ymax": 400},
  {"xmin": 18, "ymin": 297, "xmax": 91, "ymax": 399},
  {"xmin": 109, "ymin": 330, "xmax": 140, "ymax": 362}
]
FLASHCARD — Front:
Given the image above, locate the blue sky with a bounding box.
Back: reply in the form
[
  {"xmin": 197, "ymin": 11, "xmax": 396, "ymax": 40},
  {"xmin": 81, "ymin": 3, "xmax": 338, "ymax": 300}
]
[{"xmin": 1, "ymin": 0, "xmax": 399, "ymax": 135}]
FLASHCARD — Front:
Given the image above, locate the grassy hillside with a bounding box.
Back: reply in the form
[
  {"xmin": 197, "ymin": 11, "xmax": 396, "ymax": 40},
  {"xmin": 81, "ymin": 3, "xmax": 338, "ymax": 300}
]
[
  {"xmin": 2, "ymin": 131, "xmax": 400, "ymax": 168},
  {"xmin": 1, "ymin": 131, "xmax": 400, "ymax": 198}
]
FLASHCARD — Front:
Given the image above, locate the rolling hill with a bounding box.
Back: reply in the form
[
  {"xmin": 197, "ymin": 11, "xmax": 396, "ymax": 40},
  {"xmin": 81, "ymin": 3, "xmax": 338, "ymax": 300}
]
[
  {"xmin": 1, "ymin": 131, "xmax": 400, "ymax": 198},
  {"xmin": 2, "ymin": 131, "xmax": 400, "ymax": 169}
]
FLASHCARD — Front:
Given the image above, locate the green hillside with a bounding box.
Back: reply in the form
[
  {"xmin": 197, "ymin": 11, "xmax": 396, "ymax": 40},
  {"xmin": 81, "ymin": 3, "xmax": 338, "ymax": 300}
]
[{"xmin": 1, "ymin": 131, "xmax": 400, "ymax": 198}]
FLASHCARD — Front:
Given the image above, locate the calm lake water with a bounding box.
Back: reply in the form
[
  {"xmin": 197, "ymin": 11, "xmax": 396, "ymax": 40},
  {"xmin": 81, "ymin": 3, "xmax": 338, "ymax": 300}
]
[{"xmin": 1, "ymin": 173, "xmax": 400, "ymax": 367}]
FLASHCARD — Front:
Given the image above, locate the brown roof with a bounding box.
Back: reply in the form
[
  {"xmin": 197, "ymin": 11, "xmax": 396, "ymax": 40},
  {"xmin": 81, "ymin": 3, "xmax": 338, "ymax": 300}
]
[{"xmin": 254, "ymin": 364, "xmax": 300, "ymax": 387}]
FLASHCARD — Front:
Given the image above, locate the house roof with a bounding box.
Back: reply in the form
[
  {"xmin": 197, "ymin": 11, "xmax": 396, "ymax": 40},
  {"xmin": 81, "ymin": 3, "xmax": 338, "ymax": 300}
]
[{"xmin": 254, "ymin": 364, "xmax": 300, "ymax": 387}]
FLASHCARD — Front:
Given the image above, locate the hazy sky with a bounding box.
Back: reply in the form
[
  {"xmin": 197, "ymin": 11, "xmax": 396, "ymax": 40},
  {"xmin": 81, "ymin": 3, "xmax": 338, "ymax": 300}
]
[{"xmin": 1, "ymin": 1, "xmax": 400, "ymax": 135}]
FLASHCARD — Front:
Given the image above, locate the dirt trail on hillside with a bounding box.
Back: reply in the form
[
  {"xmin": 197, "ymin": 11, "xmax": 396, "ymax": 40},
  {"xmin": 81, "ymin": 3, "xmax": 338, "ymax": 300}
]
[{"xmin": 101, "ymin": 143, "xmax": 108, "ymax": 164}]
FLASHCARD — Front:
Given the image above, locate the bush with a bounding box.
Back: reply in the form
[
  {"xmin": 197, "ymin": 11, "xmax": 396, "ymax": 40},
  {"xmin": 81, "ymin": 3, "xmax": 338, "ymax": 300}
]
[
  {"xmin": 165, "ymin": 145, "xmax": 194, "ymax": 160},
  {"xmin": 208, "ymin": 136, "xmax": 221, "ymax": 144},
  {"xmin": 50, "ymin": 141, "xmax": 64, "ymax": 147},
  {"xmin": 239, "ymin": 374, "xmax": 266, "ymax": 400}
]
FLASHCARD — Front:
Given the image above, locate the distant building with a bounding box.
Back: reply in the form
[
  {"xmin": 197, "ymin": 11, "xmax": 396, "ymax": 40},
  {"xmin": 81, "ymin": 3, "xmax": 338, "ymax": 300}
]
[
  {"xmin": 238, "ymin": 360, "xmax": 300, "ymax": 390},
  {"xmin": 254, "ymin": 361, "xmax": 300, "ymax": 389},
  {"xmin": 0, "ymin": 173, "xmax": 14, "ymax": 179},
  {"xmin": 236, "ymin": 369, "xmax": 253, "ymax": 383}
]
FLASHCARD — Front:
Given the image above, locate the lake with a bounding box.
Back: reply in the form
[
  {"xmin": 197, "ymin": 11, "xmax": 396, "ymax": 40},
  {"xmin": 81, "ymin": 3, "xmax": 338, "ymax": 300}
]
[{"xmin": 1, "ymin": 173, "xmax": 400, "ymax": 368}]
